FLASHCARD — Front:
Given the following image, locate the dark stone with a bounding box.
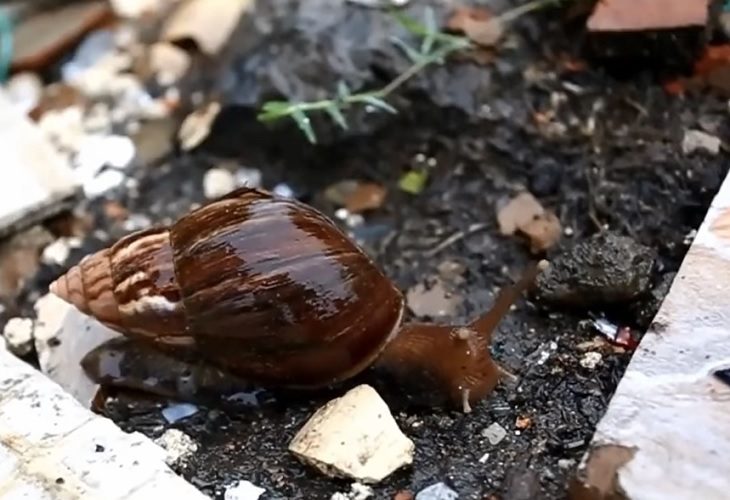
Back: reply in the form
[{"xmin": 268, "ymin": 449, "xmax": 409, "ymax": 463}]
[{"xmin": 535, "ymin": 232, "xmax": 656, "ymax": 308}]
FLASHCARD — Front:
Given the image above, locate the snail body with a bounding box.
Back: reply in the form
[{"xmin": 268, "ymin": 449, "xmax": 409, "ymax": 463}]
[{"xmin": 51, "ymin": 187, "xmax": 545, "ymax": 412}]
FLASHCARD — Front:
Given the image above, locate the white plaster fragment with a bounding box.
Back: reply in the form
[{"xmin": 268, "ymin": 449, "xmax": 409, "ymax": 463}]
[{"xmin": 288, "ymin": 384, "xmax": 414, "ymax": 484}]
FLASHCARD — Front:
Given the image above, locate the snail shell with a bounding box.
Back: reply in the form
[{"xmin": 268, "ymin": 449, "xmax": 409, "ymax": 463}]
[{"xmin": 51, "ymin": 187, "xmax": 405, "ymax": 389}]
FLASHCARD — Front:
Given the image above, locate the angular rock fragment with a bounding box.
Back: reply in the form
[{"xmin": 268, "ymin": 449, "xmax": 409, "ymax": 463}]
[
  {"xmin": 535, "ymin": 232, "xmax": 656, "ymax": 308},
  {"xmin": 288, "ymin": 384, "xmax": 414, "ymax": 483},
  {"xmin": 154, "ymin": 429, "xmax": 199, "ymax": 467}
]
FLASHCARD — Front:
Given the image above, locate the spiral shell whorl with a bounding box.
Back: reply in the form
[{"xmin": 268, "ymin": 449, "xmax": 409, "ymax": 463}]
[{"xmin": 49, "ymin": 248, "xmax": 124, "ymax": 330}]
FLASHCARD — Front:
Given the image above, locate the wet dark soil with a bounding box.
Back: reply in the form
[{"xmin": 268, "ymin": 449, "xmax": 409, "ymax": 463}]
[{"xmin": 16, "ymin": 2, "xmax": 730, "ymax": 500}]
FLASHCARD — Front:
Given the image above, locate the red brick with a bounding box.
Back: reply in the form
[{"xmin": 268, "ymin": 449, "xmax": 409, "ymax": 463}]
[{"xmin": 587, "ymin": 0, "xmax": 711, "ymax": 32}]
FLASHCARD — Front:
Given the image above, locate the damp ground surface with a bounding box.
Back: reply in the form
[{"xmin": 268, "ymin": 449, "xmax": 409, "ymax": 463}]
[{"xmin": 19, "ymin": 3, "xmax": 730, "ymax": 500}]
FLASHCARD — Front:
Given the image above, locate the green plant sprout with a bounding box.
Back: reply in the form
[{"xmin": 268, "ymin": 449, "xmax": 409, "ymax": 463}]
[{"xmin": 257, "ymin": 0, "xmax": 569, "ymax": 143}]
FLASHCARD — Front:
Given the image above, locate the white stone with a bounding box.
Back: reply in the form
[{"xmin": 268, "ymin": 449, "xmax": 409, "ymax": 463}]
[
  {"xmin": 33, "ymin": 293, "xmax": 121, "ymax": 408},
  {"xmin": 682, "ymin": 129, "xmax": 721, "ymax": 155},
  {"xmin": 41, "ymin": 239, "xmax": 71, "ymax": 266},
  {"xmin": 149, "ymin": 43, "xmax": 191, "ymax": 87},
  {"xmin": 224, "ymin": 479, "xmax": 266, "ymax": 500},
  {"xmin": 416, "ymin": 482, "xmax": 459, "ymax": 500},
  {"xmin": 203, "ymin": 168, "xmax": 236, "ymax": 199},
  {"xmin": 481, "ymin": 422, "xmax": 507, "ymax": 445},
  {"xmin": 154, "ymin": 429, "xmax": 199, "ymax": 467},
  {"xmin": 579, "ymin": 351, "xmax": 602, "ymax": 369},
  {"xmin": 4, "ymin": 72, "xmax": 43, "ymax": 115},
  {"xmin": 3, "ymin": 318, "xmax": 34, "ymax": 356},
  {"xmin": 161, "ymin": 403, "xmax": 199, "ymax": 423},
  {"xmin": 0, "ymin": 90, "xmax": 80, "ymax": 238},
  {"xmin": 288, "ymin": 384, "xmax": 414, "ymax": 483}
]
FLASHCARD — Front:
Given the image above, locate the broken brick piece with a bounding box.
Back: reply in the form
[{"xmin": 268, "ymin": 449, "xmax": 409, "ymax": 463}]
[
  {"xmin": 587, "ymin": 0, "xmax": 710, "ymax": 32},
  {"xmin": 585, "ymin": 0, "xmax": 718, "ymax": 72}
]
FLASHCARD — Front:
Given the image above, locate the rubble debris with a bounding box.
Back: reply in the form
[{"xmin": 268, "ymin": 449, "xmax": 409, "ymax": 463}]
[
  {"xmin": 406, "ymin": 278, "xmax": 462, "ymax": 318},
  {"xmin": 590, "ymin": 317, "xmax": 640, "ymax": 351},
  {"xmin": 110, "ymin": 0, "xmax": 180, "ymax": 19},
  {"xmin": 203, "ymin": 168, "xmax": 237, "ymax": 199},
  {"xmin": 585, "ymin": 0, "xmax": 712, "ymax": 67},
  {"xmin": 568, "ymin": 445, "xmax": 636, "ymax": 500},
  {"xmin": 148, "ymin": 42, "xmax": 192, "ymax": 86},
  {"xmin": 415, "ymin": 482, "xmax": 459, "ymax": 500},
  {"xmin": 331, "ymin": 482, "xmax": 374, "ymax": 500},
  {"xmin": 33, "ymin": 293, "xmax": 120, "ymax": 407},
  {"xmin": 178, "ymin": 101, "xmax": 221, "ymax": 151},
  {"xmin": 2, "ymin": 317, "xmax": 34, "ymax": 356},
  {"xmin": 535, "ymin": 232, "xmax": 656, "ymax": 308},
  {"xmin": 580, "ymin": 351, "xmax": 602, "ymax": 369},
  {"xmin": 4, "ymin": 72, "xmax": 43, "ymax": 115},
  {"xmin": 496, "ymin": 192, "xmax": 561, "ymax": 253},
  {"xmin": 0, "ymin": 226, "xmax": 54, "ymax": 301},
  {"xmin": 162, "ymin": 402, "xmax": 200, "ymax": 423},
  {"xmin": 10, "ymin": 1, "xmax": 114, "ymax": 72},
  {"xmin": 161, "ymin": 0, "xmax": 254, "ymax": 56},
  {"xmin": 154, "ymin": 428, "xmax": 199, "ymax": 467},
  {"xmin": 515, "ymin": 416, "xmax": 532, "ymax": 430},
  {"xmin": 446, "ymin": 6, "xmax": 504, "ymax": 48},
  {"xmin": 288, "ymin": 384, "xmax": 415, "ymax": 484},
  {"xmin": 0, "ymin": 90, "xmax": 80, "ymax": 239},
  {"xmin": 40, "ymin": 238, "xmax": 77, "ymax": 266},
  {"xmin": 224, "ymin": 480, "xmax": 266, "ymax": 500},
  {"xmin": 482, "ymin": 422, "xmax": 507, "ymax": 445},
  {"xmin": 235, "ymin": 167, "xmax": 263, "ymax": 189},
  {"xmin": 682, "ymin": 129, "xmax": 721, "ymax": 155},
  {"xmin": 325, "ymin": 180, "xmax": 388, "ymax": 213}
]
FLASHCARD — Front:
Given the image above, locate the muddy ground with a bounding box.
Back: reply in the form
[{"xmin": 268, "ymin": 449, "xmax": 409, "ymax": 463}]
[{"xmin": 13, "ymin": 1, "xmax": 730, "ymax": 499}]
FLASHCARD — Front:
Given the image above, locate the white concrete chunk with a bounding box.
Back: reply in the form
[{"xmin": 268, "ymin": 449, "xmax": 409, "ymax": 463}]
[
  {"xmin": 33, "ymin": 293, "xmax": 121, "ymax": 408},
  {"xmin": 571, "ymin": 172, "xmax": 730, "ymax": 499},
  {"xmin": 288, "ymin": 384, "xmax": 415, "ymax": 484},
  {"xmin": 0, "ymin": 341, "xmax": 208, "ymax": 498},
  {"xmin": 0, "ymin": 90, "xmax": 80, "ymax": 238},
  {"xmin": 0, "ymin": 374, "xmax": 94, "ymax": 454},
  {"xmin": 154, "ymin": 429, "xmax": 199, "ymax": 467}
]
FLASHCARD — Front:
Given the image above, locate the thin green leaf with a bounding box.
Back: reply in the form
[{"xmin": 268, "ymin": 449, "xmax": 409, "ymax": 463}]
[
  {"xmin": 337, "ymin": 81, "xmax": 351, "ymax": 100},
  {"xmin": 391, "ymin": 9, "xmax": 431, "ymax": 37},
  {"xmin": 291, "ymin": 108, "xmax": 317, "ymax": 144},
  {"xmin": 398, "ymin": 169, "xmax": 428, "ymax": 194},
  {"xmin": 358, "ymin": 95, "xmax": 397, "ymax": 114},
  {"xmin": 420, "ymin": 7, "xmax": 436, "ymax": 55},
  {"xmin": 260, "ymin": 100, "xmax": 292, "ymax": 114},
  {"xmin": 390, "ymin": 36, "xmax": 425, "ymax": 64},
  {"xmin": 325, "ymin": 103, "xmax": 348, "ymax": 130}
]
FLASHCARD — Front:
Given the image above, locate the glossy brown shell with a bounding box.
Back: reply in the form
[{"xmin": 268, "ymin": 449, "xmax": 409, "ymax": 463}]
[{"xmin": 55, "ymin": 187, "xmax": 405, "ymax": 389}]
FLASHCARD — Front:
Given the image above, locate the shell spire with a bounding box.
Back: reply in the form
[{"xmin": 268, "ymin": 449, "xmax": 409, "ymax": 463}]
[{"xmin": 49, "ymin": 248, "xmax": 125, "ymax": 330}]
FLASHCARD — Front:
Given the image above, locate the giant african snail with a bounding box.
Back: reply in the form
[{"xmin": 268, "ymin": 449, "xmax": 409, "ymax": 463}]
[{"xmin": 50, "ymin": 186, "xmax": 548, "ymax": 412}]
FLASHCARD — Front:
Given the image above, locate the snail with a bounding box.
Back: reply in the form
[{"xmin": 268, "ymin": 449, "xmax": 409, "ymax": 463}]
[{"xmin": 49, "ymin": 186, "xmax": 547, "ymax": 413}]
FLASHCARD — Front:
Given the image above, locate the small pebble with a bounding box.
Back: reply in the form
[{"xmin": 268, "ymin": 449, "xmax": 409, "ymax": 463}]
[
  {"xmin": 580, "ymin": 351, "xmax": 602, "ymax": 369},
  {"xmin": 558, "ymin": 458, "xmax": 576, "ymax": 470},
  {"xmin": 161, "ymin": 402, "xmax": 199, "ymax": 423},
  {"xmin": 330, "ymin": 482, "xmax": 374, "ymax": 500},
  {"xmin": 41, "ymin": 239, "xmax": 71, "ymax": 266},
  {"xmin": 235, "ymin": 167, "xmax": 263, "ymax": 188},
  {"xmin": 223, "ymin": 480, "xmax": 266, "ymax": 500},
  {"xmin": 2, "ymin": 317, "xmax": 34, "ymax": 356},
  {"xmin": 81, "ymin": 170, "xmax": 126, "ymax": 198},
  {"xmin": 481, "ymin": 422, "xmax": 507, "ymax": 445},
  {"xmin": 415, "ymin": 482, "xmax": 458, "ymax": 500},
  {"xmin": 682, "ymin": 129, "xmax": 721, "ymax": 155},
  {"xmin": 153, "ymin": 429, "xmax": 199, "ymax": 467},
  {"xmin": 203, "ymin": 168, "xmax": 236, "ymax": 199},
  {"xmin": 273, "ymin": 183, "xmax": 295, "ymax": 198},
  {"xmin": 5, "ymin": 72, "xmax": 43, "ymax": 114}
]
